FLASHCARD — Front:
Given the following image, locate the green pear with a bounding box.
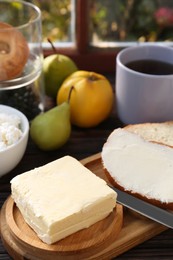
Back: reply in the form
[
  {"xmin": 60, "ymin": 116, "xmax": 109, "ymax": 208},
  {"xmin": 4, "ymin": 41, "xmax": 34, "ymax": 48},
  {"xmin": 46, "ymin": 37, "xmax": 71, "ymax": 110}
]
[
  {"xmin": 30, "ymin": 102, "xmax": 71, "ymax": 151},
  {"xmin": 43, "ymin": 54, "xmax": 78, "ymax": 98}
]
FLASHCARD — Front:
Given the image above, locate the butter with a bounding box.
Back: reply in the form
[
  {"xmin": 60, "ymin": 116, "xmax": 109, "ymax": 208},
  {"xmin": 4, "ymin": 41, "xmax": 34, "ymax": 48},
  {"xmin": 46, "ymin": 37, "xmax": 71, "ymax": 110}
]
[
  {"xmin": 102, "ymin": 128, "xmax": 173, "ymax": 203},
  {"xmin": 11, "ymin": 156, "xmax": 116, "ymax": 244}
]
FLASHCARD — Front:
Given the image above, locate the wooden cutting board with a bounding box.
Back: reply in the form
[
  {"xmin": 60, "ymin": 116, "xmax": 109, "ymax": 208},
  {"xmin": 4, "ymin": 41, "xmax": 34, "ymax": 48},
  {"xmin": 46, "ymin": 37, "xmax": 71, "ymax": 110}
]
[{"xmin": 0, "ymin": 153, "xmax": 168, "ymax": 260}]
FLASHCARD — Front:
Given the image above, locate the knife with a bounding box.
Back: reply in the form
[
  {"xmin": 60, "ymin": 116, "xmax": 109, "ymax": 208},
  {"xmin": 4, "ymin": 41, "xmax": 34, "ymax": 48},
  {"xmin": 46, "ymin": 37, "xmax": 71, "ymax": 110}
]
[{"xmin": 110, "ymin": 186, "xmax": 173, "ymax": 229}]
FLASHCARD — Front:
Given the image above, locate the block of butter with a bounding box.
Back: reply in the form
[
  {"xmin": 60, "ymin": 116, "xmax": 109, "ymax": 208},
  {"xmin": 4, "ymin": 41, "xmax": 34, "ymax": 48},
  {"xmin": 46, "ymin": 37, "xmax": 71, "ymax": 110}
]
[{"xmin": 11, "ymin": 156, "xmax": 117, "ymax": 244}]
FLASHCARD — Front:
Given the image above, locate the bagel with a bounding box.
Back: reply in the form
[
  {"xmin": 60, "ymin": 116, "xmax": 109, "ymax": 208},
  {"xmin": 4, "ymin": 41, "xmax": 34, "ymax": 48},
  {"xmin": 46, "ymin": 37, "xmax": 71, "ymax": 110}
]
[{"xmin": 0, "ymin": 22, "xmax": 29, "ymax": 81}]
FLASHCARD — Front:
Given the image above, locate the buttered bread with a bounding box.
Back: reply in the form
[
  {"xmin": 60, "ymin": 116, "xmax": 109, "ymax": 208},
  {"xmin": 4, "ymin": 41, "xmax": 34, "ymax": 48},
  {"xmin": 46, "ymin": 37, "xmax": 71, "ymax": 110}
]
[
  {"xmin": 11, "ymin": 156, "xmax": 117, "ymax": 244},
  {"xmin": 101, "ymin": 128, "xmax": 173, "ymax": 209}
]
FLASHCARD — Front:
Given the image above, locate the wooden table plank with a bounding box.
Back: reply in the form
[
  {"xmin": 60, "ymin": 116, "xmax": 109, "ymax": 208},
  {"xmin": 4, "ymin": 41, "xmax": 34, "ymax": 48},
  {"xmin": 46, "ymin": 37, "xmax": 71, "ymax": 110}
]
[{"xmin": 1, "ymin": 108, "xmax": 173, "ymax": 259}]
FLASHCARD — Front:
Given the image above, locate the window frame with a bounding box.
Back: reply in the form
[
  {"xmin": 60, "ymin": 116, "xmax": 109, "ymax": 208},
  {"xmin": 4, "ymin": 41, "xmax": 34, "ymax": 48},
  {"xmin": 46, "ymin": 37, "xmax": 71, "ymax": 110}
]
[
  {"xmin": 43, "ymin": 0, "xmax": 173, "ymax": 73},
  {"xmin": 43, "ymin": 0, "xmax": 119, "ymax": 73}
]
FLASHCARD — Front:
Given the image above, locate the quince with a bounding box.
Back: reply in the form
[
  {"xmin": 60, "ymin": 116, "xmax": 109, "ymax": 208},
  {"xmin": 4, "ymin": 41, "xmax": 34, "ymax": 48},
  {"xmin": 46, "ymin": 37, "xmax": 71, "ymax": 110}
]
[{"xmin": 57, "ymin": 70, "xmax": 114, "ymax": 128}]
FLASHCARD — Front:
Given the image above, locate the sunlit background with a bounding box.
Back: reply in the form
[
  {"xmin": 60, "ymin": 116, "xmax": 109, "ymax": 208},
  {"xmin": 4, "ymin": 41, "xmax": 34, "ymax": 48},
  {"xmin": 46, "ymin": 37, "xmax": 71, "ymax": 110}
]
[{"xmin": 27, "ymin": 0, "xmax": 173, "ymax": 47}]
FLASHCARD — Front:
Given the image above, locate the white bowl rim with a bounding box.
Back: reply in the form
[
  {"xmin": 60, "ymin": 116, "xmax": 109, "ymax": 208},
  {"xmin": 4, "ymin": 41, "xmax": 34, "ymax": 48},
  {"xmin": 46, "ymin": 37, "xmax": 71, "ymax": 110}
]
[{"xmin": 0, "ymin": 104, "xmax": 29, "ymax": 153}]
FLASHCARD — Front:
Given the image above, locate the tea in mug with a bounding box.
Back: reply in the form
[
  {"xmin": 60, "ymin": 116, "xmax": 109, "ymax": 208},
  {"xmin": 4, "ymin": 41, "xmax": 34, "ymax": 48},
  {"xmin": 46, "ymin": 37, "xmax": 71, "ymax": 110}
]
[{"xmin": 125, "ymin": 59, "xmax": 173, "ymax": 75}]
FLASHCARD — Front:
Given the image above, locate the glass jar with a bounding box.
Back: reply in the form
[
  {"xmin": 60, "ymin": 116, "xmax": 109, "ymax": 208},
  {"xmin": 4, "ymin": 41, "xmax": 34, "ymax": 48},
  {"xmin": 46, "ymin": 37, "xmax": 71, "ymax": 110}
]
[{"xmin": 0, "ymin": 0, "xmax": 45, "ymax": 120}]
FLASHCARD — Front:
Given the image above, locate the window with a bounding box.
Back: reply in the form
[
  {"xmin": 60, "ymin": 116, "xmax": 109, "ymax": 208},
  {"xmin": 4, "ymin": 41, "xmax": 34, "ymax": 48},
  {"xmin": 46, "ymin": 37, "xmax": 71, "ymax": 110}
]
[
  {"xmin": 90, "ymin": 0, "xmax": 173, "ymax": 46},
  {"xmin": 28, "ymin": 0, "xmax": 173, "ymax": 73}
]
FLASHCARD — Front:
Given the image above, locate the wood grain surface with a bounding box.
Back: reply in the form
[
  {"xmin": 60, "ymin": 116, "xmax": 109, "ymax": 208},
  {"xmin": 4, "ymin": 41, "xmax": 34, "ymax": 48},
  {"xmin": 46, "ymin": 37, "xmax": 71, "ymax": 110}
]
[{"xmin": 0, "ymin": 153, "xmax": 168, "ymax": 260}]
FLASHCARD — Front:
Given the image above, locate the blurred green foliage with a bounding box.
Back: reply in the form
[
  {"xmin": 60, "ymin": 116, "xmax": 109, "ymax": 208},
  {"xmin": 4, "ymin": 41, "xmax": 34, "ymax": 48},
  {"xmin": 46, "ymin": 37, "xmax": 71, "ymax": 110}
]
[
  {"xmin": 27, "ymin": 0, "xmax": 72, "ymax": 42},
  {"xmin": 90, "ymin": 0, "xmax": 173, "ymax": 42},
  {"xmin": 27, "ymin": 0, "xmax": 173, "ymax": 43}
]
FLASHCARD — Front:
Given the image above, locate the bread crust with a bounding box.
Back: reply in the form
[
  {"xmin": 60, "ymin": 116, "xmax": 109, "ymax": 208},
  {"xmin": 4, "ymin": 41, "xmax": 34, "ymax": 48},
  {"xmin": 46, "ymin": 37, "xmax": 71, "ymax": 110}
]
[
  {"xmin": 103, "ymin": 166, "xmax": 173, "ymax": 211},
  {"xmin": 124, "ymin": 121, "xmax": 173, "ymax": 130},
  {"xmin": 102, "ymin": 125, "xmax": 173, "ymax": 211},
  {"xmin": 125, "ymin": 121, "xmax": 173, "ymax": 148}
]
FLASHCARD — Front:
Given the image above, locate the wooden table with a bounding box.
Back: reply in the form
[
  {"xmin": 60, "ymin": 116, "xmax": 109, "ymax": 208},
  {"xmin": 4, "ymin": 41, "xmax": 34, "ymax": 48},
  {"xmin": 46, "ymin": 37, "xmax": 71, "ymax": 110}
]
[{"xmin": 1, "ymin": 103, "xmax": 173, "ymax": 259}]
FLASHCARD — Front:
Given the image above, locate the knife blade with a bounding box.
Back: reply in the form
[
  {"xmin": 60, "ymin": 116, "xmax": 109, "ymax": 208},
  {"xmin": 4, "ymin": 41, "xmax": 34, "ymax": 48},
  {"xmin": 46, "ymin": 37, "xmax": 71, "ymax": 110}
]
[{"xmin": 110, "ymin": 186, "xmax": 173, "ymax": 229}]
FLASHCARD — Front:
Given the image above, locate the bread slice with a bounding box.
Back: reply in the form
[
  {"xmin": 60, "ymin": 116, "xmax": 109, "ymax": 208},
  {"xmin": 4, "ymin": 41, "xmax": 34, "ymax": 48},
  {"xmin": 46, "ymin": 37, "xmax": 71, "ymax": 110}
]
[
  {"xmin": 125, "ymin": 121, "xmax": 173, "ymax": 147},
  {"xmin": 101, "ymin": 128, "xmax": 173, "ymax": 210}
]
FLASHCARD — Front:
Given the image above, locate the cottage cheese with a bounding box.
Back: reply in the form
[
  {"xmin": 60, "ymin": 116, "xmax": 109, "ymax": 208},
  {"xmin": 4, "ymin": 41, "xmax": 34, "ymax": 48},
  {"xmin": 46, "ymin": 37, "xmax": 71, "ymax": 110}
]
[{"xmin": 0, "ymin": 112, "xmax": 22, "ymax": 151}]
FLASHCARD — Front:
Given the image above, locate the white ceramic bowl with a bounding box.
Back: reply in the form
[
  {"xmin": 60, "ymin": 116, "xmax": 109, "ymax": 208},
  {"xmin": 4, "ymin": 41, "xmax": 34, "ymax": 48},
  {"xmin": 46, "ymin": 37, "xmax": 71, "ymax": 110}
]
[{"xmin": 0, "ymin": 105, "xmax": 29, "ymax": 177}]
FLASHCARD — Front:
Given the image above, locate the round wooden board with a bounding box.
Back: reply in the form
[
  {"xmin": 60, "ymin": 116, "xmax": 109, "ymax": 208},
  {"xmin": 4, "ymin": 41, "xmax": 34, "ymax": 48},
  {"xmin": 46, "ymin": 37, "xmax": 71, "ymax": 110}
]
[{"xmin": 1, "ymin": 196, "xmax": 123, "ymax": 260}]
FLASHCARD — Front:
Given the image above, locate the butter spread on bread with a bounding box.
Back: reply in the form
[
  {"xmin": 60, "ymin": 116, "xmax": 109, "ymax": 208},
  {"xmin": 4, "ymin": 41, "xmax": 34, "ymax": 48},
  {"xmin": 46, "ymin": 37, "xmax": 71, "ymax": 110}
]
[
  {"xmin": 11, "ymin": 156, "xmax": 117, "ymax": 244},
  {"xmin": 101, "ymin": 128, "xmax": 173, "ymax": 209}
]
